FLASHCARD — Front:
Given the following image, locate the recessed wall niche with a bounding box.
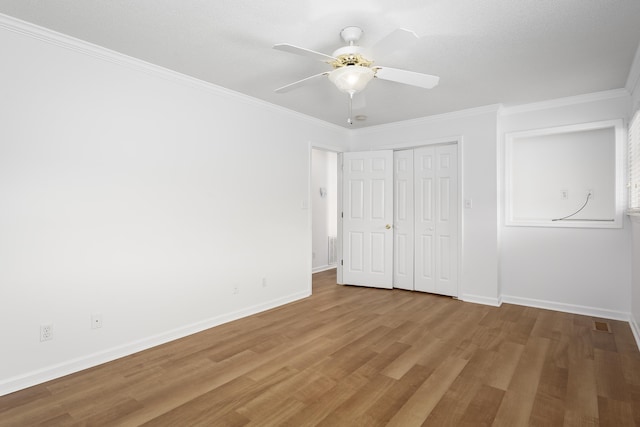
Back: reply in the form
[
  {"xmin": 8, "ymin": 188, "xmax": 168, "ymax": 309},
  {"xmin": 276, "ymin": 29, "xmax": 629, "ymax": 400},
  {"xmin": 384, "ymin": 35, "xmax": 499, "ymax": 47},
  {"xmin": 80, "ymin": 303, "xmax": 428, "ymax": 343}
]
[{"xmin": 505, "ymin": 119, "xmax": 624, "ymax": 228}]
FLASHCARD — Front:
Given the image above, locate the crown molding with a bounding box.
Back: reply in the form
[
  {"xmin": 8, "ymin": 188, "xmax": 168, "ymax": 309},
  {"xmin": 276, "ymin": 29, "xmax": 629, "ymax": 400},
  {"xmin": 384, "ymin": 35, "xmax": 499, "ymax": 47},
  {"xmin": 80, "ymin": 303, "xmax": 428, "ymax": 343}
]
[
  {"xmin": 0, "ymin": 13, "xmax": 347, "ymax": 135},
  {"xmin": 626, "ymin": 41, "xmax": 640, "ymax": 95},
  {"xmin": 500, "ymin": 88, "xmax": 630, "ymax": 116}
]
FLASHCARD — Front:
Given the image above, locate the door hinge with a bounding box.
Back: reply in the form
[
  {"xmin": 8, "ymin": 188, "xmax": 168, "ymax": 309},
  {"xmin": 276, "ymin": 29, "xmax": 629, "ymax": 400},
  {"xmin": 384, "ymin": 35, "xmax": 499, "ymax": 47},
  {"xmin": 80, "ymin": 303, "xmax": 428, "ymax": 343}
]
[
  {"xmin": 341, "ymin": 211, "xmax": 343, "ymax": 218},
  {"xmin": 341, "ymin": 259, "xmax": 343, "ymax": 266}
]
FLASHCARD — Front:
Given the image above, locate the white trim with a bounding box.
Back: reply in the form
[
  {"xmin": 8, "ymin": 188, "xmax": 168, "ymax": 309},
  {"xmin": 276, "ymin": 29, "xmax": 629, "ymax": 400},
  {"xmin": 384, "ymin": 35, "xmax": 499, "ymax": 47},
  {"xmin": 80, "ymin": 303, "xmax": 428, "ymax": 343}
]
[
  {"xmin": 461, "ymin": 294, "xmax": 503, "ymax": 307},
  {"xmin": 312, "ymin": 265, "xmax": 337, "ymax": 274},
  {"xmin": 337, "ymin": 153, "xmax": 344, "ymax": 285},
  {"xmin": 501, "ymin": 89, "xmax": 630, "ymax": 116},
  {"xmin": 504, "ymin": 119, "xmax": 626, "ymax": 228},
  {"xmin": 0, "ymin": 290, "xmax": 310, "ymax": 397},
  {"xmin": 502, "ymin": 295, "xmax": 630, "ymax": 321},
  {"xmin": 626, "ymin": 42, "xmax": 640, "ymax": 95},
  {"xmin": 375, "ymin": 135, "xmax": 461, "ymax": 151},
  {"xmin": 310, "ymin": 141, "xmax": 346, "ymax": 153},
  {"xmin": 456, "ymin": 140, "xmax": 464, "ymax": 300},
  {"xmin": 0, "ymin": 13, "xmax": 345, "ymax": 135},
  {"xmin": 630, "ymin": 314, "xmax": 640, "ymax": 352},
  {"xmin": 306, "ymin": 142, "xmax": 313, "ymax": 296}
]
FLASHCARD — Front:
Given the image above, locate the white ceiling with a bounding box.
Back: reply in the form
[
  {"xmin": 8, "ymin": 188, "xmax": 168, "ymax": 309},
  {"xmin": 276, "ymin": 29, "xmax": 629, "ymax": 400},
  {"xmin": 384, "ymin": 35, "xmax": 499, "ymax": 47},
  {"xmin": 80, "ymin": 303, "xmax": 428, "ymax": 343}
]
[{"xmin": 1, "ymin": 0, "xmax": 639, "ymax": 128}]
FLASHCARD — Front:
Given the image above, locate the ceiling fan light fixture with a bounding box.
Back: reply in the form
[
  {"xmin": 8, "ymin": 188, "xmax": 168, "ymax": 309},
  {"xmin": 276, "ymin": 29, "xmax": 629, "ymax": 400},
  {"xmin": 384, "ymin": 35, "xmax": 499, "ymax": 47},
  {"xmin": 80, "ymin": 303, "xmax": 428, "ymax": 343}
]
[{"xmin": 328, "ymin": 65, "xmax": 374, "ymax": 94}]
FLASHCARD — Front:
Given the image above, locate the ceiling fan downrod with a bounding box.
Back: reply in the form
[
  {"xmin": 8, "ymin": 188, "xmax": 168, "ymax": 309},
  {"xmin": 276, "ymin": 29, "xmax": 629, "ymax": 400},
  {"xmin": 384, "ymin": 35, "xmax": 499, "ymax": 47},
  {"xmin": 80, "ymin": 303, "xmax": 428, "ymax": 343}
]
[{"xmin": 347, "ymin": 91, "xmax": 355, "ymax": 125}]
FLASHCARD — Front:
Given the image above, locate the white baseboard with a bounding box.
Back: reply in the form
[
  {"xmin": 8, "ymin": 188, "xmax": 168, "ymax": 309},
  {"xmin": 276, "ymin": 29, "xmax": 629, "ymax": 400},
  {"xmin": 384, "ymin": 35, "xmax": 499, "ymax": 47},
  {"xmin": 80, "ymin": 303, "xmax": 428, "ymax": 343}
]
[
  {"xmin": 501, "ymin": 294, "xmax": 630, "ymax": 321},
  {"xmin": 460, "ymin": 293, "xmax": 503, "ymax": 307},
  {"xmin": 312, "ymin": 265, "xmax": 337, "ymax": 274},
  {"xmin": 0, "ymin": 290, "xmax": 310, "ymax": 397},
  {"xmin": 630, "ymin": 314, "xmax": 640, "ymax": 352}
]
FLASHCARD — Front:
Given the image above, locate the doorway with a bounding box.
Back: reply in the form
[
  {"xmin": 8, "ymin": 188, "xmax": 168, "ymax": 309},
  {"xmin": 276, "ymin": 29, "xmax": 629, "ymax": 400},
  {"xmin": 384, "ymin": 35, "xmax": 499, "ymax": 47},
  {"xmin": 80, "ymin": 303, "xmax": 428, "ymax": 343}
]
[{"xmin": 311, "ymin": 149, "xmax": 338, "ymax": 273}]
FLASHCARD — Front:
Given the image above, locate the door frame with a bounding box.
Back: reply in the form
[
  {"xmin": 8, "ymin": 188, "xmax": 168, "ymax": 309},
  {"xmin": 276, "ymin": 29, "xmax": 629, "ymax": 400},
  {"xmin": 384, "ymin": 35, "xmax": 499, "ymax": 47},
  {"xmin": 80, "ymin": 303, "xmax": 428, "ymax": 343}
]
[
  {"xmin": 380, "ymin": 136, "xmax": 463, "ymax": 298},
  {"xmin": 337, "ymin": 135, "xmax": 464, "ymax": 299},
  {"xmin": 309, "ymin": 136, "xmax": 463, "ymax": 297}
]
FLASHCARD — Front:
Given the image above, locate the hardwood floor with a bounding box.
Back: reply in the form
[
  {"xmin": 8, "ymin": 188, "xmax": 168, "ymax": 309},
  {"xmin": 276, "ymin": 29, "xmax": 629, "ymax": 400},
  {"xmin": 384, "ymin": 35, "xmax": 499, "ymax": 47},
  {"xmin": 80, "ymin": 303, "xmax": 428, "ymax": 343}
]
[{"xmin": 2, "ymin": 269, "xmax": 639, "ymax": 426}]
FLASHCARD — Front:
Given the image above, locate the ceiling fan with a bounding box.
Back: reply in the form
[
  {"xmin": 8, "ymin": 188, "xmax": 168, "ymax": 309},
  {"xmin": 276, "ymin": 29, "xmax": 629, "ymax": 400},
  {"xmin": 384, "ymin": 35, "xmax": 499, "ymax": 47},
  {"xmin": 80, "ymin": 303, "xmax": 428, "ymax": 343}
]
[{"xmin": 273, "ymin": 26, "xmax": 440, "ymax": 124}]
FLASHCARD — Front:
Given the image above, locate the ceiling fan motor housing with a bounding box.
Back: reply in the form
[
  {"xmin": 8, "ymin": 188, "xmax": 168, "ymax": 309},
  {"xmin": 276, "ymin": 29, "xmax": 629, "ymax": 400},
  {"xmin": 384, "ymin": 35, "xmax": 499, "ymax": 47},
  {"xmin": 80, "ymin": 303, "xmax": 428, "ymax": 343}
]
[{"xmin": 331, "ymin": 46, "xmax": 373, "ymax": 69}]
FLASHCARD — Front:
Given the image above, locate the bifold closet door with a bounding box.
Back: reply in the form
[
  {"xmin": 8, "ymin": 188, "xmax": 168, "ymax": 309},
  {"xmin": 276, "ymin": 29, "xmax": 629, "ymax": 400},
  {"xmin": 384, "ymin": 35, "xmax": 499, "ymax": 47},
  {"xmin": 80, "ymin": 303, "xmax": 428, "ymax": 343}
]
[
  {"xmin": 414, "ymin": 145, "xmax": 458, "ymax": 296},
  {"xmin": 393, "ymin": 150, "xmax": 414, "ymax": 290}
]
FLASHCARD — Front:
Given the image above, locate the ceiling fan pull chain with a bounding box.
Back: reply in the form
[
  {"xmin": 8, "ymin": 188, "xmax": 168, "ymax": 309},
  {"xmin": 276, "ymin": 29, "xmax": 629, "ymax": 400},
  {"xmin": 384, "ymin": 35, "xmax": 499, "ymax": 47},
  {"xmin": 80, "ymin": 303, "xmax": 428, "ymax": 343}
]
[{"xmin": 347, "ymin": 92, "xmax": 354, "ymax": 125}]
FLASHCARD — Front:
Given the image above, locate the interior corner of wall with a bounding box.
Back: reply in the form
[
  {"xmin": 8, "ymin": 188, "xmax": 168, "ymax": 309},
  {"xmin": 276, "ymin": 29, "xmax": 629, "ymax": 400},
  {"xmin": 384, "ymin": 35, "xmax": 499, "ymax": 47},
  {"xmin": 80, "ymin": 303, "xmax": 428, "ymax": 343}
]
[{"xmin": 630, "ymin": 313, "xmax": 640, "ymax": 351}]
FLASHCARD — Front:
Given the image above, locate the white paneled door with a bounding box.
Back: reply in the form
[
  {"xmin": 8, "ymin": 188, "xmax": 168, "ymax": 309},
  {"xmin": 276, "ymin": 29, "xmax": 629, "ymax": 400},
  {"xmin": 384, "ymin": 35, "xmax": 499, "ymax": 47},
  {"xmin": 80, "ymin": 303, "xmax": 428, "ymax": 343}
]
[
  {"xmin": 414, "ymin": 145, "xmax": 458, "ymax": 296},
  {"xmin": 342, "ymin": 150, "xmax": 394, "ymax": 288},
  {"xmin": 393, "ymin": 150, "xmax": 415, "ymax": 290}
]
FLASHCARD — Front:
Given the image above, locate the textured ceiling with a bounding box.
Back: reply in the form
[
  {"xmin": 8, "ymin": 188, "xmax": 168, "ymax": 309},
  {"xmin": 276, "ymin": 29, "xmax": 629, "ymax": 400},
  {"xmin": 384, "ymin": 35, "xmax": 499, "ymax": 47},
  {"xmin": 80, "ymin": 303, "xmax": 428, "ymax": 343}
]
[{"xmin": 1, "ymin": 0, "xmax": 639, "ymax": 128}]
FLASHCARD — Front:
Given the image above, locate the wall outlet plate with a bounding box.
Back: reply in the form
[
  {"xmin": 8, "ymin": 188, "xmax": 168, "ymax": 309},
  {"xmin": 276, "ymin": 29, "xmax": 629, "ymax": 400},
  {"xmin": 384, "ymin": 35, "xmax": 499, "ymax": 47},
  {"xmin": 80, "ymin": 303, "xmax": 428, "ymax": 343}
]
[
  {"xmin": 40, "ymin": 324, "xmax": 53, "ymax": 341},
  {"xmin": 91, "ymin": 313, "xmax": 103, "ymax": 329}
]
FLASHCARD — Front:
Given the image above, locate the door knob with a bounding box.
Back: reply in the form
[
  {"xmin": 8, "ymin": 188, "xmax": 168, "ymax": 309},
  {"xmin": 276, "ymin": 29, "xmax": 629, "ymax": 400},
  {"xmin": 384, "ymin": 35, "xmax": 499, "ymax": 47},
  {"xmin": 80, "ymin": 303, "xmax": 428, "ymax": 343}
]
[{"xmin": 386, "ymin": 224, "xmax": 392, "ymax": 229}]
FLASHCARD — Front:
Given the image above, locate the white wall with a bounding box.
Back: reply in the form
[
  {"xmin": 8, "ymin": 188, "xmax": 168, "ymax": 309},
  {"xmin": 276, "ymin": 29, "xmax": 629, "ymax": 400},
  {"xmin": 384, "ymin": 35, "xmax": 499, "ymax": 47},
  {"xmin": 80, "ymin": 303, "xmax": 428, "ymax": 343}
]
[
  {"xmin": 350, "ymin": 107, "xmax": 502, "ymax": 305},
  {"xmin": 3, "ymin": 15, "xmax": 638, "ymax": 397},
  {"xmin": 311, "ymin": 149, "xmax": 337, "ymax": 271},
  {"xmin": 508, "ymin": 127, "xmax": 616, "ymax": 222},
  {"xmin": 0, "ymin": 19, "xmax": 348, "ymax": 395},
  {"xmin": 499, "ymin": 92, "xmax": 632, "ymax": 319}
]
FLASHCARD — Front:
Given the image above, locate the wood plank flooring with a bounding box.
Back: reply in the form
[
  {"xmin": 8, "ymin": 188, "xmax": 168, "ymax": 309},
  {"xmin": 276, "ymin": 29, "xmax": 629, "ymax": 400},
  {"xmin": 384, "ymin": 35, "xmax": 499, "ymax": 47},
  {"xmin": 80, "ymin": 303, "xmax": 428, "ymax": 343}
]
[{"xmin": 1, "ymin": 269, "xmax": 639, "ymax": 426}]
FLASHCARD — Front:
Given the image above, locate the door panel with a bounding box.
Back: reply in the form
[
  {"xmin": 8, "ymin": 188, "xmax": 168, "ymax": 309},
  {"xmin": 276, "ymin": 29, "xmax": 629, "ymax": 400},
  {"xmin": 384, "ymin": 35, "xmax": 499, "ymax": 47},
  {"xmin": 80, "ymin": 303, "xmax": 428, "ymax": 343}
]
[
  {"xmin": 415, "ymin": 147, "xmax": 436, "ymax": 292},
  {"xmin": 371, "ymin": 179, "xmax": 386, "ymax": 219},
  {"xmin": 393, "ymin": 150, "xmax": 414, "ymax": 290},
  {"xmin": 371, "ymin": 232, "xmax": 386, "ymax": 273},
  {"xmin": 342, "ymin": 151, "xmax": 393, "ymax": 288},
  {"xmin": 348, "ymin": 232, "xmax": 364, "ymax": 272},
  {"xmin": 415, "ymin": 144, "xmax": 458, "ymax": 296},
  {"xmin": 420, "ymin": 235, "xmax": 433, "ymax": 279},
  {"xmin": 434, "ymin": 145, "xmax": 458, "ymax": 296},
  {"xmin": 439, "ymin": 235, "xmax": 451, "ymax": 280}
]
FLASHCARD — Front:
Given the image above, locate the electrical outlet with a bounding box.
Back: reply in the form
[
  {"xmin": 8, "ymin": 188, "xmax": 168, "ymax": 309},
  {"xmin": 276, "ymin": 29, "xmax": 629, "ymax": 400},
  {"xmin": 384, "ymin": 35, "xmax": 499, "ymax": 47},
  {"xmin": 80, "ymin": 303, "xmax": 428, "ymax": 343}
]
[
  {"xmin": 262, "ymin": 277, "xmax": 267, "ymax": 288},
  {"xmin": 91, "ymin": 313, "xmax": 103, "ymax": 329},
  {"xmin": 233, "ymin": 284, "xmax": 240, "ymax": 295},
  {"xmin": 40, "ymin": 324, "xmax": 53, "ymax": 342},
  {"xmin": 560, "ymin": 190, "xmax": 569, "ymax": 200}
]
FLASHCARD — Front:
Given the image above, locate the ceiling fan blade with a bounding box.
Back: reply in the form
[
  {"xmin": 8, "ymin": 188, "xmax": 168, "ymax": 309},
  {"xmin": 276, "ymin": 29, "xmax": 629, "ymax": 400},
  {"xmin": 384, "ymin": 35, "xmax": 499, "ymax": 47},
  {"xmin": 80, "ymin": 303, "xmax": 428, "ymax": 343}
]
[
  {"xmin": 374, "ymin": 66, "xmax": 440, "ymax": 89},
  {"xmin": 273, "ymin": 44, "xmax": 337, "ymax": 63},
  {"xmin": 275, "ymin": 72, "xmax": 329, "ymax": 93},
  {"xmin": 370, "ymin": 28, "xmax": 419, "ymax": 60}
]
